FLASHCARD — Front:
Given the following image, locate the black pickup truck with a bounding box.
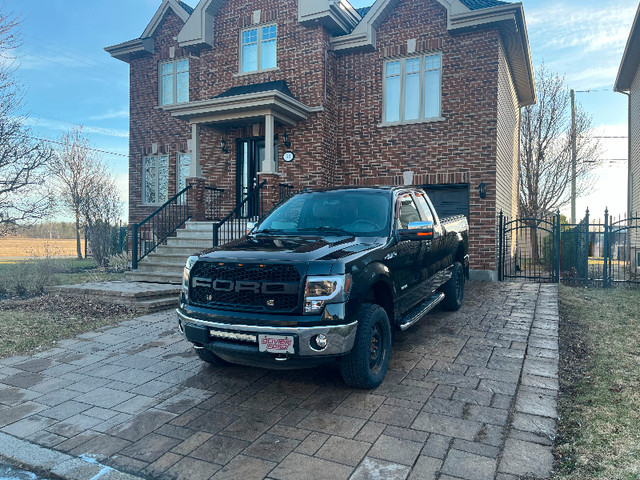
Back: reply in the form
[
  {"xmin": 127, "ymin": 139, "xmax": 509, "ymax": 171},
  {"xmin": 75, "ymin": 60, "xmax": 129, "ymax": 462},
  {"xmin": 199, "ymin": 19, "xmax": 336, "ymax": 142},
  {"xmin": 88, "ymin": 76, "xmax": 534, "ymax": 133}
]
[{"xmin": 178, "ymin": 186, "xmax": 469, "ymax": 388}]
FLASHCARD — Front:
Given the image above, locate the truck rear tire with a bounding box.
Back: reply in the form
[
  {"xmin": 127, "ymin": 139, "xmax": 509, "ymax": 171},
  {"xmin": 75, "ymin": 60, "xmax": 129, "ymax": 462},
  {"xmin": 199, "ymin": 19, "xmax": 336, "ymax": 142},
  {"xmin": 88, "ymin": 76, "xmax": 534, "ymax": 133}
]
[
  {"xmin": 441, "ymin": 261, "xmax": 464, "ymax": 311},
  {"xmin": 195, "ymin": 347, "xmax": 228, "ymax": 366},
  {"xmin": 340, "ymin": 304, "xmax": 391, "ymax": 389}
]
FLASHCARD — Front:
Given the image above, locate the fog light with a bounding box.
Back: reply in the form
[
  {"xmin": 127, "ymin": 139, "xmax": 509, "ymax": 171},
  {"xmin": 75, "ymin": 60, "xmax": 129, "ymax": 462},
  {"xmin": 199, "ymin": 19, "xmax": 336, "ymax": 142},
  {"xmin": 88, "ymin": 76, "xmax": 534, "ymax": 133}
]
[{"xmin": 311, "ymin": 334, "xmax": 328, "ymax": 351}]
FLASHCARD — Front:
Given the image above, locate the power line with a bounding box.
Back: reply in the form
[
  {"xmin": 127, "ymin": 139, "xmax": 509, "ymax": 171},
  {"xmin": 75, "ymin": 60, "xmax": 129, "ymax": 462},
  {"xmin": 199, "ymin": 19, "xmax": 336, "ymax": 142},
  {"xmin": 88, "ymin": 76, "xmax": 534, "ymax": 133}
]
[
  {"xmin": 593, "ymin": 136, "xmax": 628, "ymax": 139},
  {"xmin": 30, "ymin": 136, "xmax": 129, "ymax": 158}
]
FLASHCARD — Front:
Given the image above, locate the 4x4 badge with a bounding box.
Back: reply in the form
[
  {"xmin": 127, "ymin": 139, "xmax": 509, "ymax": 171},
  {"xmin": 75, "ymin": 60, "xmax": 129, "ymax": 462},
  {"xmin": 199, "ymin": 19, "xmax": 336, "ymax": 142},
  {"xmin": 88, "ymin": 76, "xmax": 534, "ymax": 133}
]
[{"xmin": 266, "ymin": 300, "xmax": 275, "ymax": 307}]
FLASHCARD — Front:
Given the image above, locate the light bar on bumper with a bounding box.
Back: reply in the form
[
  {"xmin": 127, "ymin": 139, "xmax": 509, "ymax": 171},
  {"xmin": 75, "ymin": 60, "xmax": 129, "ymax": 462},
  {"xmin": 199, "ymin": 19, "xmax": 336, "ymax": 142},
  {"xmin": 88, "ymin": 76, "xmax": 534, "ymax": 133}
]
[{"xmin": 303, "ymin": 274, "xmax": 351, "ymax": 314}]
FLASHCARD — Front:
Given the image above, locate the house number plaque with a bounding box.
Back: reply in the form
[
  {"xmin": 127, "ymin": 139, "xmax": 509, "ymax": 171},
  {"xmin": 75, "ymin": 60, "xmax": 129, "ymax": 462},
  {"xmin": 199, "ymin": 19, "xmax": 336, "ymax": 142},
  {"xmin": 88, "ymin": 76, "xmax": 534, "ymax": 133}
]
[{"xmin": 283, "ymin": 151, "xmax": 295, "ymax": 163}]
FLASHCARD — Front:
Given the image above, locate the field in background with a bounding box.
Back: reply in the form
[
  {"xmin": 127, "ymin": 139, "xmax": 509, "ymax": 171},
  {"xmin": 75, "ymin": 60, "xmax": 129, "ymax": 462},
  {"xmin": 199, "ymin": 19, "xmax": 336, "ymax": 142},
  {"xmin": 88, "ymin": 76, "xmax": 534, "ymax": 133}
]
[{"xmin": 0, "ymin": 237, "xmax": 79, "ymax": 258}]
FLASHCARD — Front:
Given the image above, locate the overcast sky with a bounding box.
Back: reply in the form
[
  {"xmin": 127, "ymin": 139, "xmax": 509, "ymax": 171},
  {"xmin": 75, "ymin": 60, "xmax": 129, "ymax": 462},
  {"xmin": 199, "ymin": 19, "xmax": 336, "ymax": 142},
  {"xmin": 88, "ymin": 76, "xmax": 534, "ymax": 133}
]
[{"xmin": 3, "ymin": 0, "xmax": 637, "ymax": 219}]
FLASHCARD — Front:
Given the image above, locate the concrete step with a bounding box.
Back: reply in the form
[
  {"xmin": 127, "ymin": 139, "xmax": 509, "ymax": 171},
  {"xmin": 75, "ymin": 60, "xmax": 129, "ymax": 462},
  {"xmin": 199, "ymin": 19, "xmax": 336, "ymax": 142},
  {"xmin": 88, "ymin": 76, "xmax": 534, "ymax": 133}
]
[
  {"xmin": 137, "ymin": 262, "xmax": 185, "ymax": 275},
  {"xmin": 184, "ymin": 221, "xmax": 217, "ymax": 231},
  {"xmin": 125, "ymin": 270, "xmax": 183, "ymax": 284},
  {"xmin": 143, "ymin": 253, "xmax": 193, "ymax": 265},
  {"xmin": 148, "ymin": 245, "xmax": 205, "ymax": 256},
  {"xmin": 166, "ymin": 237, "xmax": 213, "ymax": 248},
  {"xmin": 51, "ymin": 281, "xmax": 181, "ymax": 311}
]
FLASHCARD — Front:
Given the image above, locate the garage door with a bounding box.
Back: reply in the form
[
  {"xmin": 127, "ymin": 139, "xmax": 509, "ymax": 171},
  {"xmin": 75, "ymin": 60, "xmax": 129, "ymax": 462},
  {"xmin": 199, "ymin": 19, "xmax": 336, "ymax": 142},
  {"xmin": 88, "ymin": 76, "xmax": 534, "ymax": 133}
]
[{"xmin": 421, "ymin": 183, "xmax": 469, "ymax": 220}]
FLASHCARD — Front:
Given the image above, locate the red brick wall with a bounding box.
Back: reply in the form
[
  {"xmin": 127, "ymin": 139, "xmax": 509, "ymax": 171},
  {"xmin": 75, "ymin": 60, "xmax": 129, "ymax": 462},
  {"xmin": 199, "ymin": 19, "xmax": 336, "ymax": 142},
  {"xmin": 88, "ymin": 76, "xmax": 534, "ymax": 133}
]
[
  {"xmin": 125, "ymin": 0, "xmax": 517, "ymax": 275},
  {"xmin": 335, "ymin": 0, "xmax": 502, "ymax": 272}
]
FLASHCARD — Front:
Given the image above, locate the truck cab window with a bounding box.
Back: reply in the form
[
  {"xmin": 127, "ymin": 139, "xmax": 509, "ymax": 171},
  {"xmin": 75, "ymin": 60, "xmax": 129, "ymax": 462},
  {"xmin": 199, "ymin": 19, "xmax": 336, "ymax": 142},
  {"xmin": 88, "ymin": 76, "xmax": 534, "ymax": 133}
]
[{"xmin": 398, "ymin": 194, "xmax": 421, "ymax": 229}]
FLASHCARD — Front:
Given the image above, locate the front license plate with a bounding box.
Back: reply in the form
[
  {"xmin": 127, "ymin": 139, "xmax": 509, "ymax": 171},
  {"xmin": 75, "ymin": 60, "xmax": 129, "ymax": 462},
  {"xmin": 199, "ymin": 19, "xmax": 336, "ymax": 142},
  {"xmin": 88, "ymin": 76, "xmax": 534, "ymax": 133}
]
[{"xmin": 258, "ymin": 335, "xmax": 295, "ymax": 354}]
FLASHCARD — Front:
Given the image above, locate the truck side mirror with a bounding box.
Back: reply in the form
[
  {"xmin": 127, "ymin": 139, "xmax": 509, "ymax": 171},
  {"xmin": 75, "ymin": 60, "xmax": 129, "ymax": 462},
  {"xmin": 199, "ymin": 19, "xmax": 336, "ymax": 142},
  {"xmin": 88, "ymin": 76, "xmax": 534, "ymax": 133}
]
[{"xmin": 398, "ymin": 221, "xmax": 434, "ymax": 241}]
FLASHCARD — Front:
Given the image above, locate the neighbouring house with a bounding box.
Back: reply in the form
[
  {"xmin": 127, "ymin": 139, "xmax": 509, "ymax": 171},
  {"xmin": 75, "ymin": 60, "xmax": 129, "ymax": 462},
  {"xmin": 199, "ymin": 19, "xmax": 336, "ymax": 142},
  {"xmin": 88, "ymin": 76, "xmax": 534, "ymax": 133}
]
[
  {"xmin": 106, "ymin": 0, "xmax": 535, "ymax": 281},
  {"xmin": 615, "ymin": 2, "xmax": 640, "ymax": 271}
]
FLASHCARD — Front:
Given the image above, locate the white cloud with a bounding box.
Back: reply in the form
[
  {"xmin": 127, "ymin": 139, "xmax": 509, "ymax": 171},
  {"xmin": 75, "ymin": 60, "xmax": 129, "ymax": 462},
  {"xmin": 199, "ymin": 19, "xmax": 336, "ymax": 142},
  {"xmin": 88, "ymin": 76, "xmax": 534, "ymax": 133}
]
[
  {"xmin": 22, "ymin": 116, "xmax": 129, "ymax": 139},
  {"xmin": 90, "ymin": 108, "xmax": 129, "ymax": 121}
]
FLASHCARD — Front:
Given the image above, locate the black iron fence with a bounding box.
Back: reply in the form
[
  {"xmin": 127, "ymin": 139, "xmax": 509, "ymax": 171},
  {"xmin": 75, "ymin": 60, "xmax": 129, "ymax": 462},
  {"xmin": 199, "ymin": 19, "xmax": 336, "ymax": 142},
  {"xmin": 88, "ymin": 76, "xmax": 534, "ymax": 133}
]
[
  {"xmin": 205, "ymin": 186, "xmax": 225, "ymax": 221},
  {"xmin": 499, "ymin": 209, "xmax": 640, "ymax": 286},
  {"xmin": 131, "ymin": 185, "xmax": 191, "ymax": 269},
  {"xmin": 278, "ymin": 183, "xmax": 295, "ymax": 202},
  {"xmin": 213, "ymin": 180, "xmax": 266, "ymax": 247}
]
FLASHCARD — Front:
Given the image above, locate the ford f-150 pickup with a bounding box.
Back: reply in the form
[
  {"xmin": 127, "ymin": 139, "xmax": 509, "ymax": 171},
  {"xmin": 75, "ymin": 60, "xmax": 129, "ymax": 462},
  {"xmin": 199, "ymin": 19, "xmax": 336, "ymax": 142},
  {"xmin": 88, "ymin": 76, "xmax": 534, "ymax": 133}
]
[{"xmin": 178, "ymin": 186, "xmax": 469, "ymax": 388}]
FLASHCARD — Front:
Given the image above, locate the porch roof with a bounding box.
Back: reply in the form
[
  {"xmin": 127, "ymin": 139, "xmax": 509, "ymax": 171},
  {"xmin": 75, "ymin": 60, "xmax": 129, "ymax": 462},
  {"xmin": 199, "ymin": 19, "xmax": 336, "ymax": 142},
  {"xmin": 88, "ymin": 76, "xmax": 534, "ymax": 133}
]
[{"xmin": 163, "ymin": 84, "xmax": 313, "ymax": 127}]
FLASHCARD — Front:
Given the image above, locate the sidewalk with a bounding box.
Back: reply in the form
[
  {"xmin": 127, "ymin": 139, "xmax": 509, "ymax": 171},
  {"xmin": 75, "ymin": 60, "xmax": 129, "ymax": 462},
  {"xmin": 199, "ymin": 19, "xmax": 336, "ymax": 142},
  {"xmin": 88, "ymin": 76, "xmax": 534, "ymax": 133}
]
[{"xmin": 0, "ymin": 282, "xmax": 559, "ymax": 480}]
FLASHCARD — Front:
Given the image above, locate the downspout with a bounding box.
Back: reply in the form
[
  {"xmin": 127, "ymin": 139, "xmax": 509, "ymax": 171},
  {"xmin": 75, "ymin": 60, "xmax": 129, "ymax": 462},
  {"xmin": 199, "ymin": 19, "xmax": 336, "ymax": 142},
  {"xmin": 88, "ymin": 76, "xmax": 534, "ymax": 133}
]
[{"xmin": 619, "ymin": 90, "xmax": 631, "ymax": 219}]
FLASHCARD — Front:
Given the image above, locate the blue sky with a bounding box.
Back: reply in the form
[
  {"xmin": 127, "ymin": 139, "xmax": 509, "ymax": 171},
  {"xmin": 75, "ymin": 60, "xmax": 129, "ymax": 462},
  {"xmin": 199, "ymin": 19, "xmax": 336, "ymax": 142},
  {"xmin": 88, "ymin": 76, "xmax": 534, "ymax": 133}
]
[{"xmin": 4, "ymin": 0, "xmax": 638, "ymax": 218}]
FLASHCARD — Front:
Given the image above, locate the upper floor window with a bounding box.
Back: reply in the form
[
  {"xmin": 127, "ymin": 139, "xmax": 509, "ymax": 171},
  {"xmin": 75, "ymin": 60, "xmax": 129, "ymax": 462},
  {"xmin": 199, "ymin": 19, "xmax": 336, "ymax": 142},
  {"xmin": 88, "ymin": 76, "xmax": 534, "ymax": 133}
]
[
  {"xmin": 160, "ymin": 59, "xmax": 189, "ymax": 105},
  {"xmin": 384, "ymin": 53, "xmax": 442, "ymax": 124},
  {"xmin": 241, "ymin": 24, "xmax": 277, "ymax": 73}
]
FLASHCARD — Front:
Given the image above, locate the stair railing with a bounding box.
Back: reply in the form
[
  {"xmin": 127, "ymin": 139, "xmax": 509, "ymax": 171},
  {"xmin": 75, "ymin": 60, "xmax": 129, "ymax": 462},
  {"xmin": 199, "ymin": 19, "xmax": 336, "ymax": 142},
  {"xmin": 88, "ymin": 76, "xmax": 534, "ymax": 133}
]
[
  {"xmin": 213, "ymin": 180, "xmax": 267, "ymax": 247},
  {"xmin": 205, "ymin": 186, "xmax": 225, "ymax": 221},
  {"xmin": 132, "ymin": 185, "xmax": 192, "ymax": 269}
]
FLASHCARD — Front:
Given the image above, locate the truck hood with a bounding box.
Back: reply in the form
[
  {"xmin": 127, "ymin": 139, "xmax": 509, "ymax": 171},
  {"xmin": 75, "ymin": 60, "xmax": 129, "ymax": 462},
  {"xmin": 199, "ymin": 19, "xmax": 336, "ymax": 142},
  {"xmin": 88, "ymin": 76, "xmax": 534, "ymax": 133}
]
[{"xmin": 198, "ymin": 234, "xmax": 384, "ymax": 268}]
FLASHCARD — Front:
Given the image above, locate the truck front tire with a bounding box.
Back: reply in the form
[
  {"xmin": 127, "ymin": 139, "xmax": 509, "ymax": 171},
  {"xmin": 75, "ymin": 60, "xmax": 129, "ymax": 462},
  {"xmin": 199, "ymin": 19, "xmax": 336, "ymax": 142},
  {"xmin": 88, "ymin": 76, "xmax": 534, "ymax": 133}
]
[
  {"xmin": 441, "ymin": 261, "xmax": 464, "ymax": 311},
  {"xmin": 340, "ymin": 304, "xmax": 391, "ymax": 389}
]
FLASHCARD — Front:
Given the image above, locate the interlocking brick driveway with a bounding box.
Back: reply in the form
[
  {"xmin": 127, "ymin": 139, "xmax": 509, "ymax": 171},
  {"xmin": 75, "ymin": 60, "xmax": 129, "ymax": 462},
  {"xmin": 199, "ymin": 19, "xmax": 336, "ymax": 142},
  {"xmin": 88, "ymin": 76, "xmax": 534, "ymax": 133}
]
[{"xmin": 0, "ymin": 282, "xmax": 559, "ymax": 480}]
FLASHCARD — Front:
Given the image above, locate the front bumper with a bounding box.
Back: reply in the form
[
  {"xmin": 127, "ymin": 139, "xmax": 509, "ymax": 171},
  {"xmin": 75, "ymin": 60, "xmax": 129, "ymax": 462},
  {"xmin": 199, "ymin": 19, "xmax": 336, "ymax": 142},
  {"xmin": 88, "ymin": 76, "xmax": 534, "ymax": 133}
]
[{"xmin": 177, "ymin": 308, "xmax": 358, "ymax": 366}]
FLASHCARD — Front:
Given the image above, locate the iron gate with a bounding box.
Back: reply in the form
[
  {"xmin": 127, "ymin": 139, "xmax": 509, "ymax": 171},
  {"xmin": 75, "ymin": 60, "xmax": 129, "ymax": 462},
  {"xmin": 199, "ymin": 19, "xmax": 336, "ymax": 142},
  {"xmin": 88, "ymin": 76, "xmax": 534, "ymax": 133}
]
[{"xmin": 499, "ymin": 209, "xmax": 640, "ymax": 286}]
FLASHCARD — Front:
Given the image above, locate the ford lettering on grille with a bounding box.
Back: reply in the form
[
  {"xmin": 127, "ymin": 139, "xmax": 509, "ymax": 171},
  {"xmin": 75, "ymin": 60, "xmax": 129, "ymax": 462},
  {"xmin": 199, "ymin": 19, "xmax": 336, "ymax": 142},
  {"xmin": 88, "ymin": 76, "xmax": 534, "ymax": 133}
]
[{"xmin": 192, "ymin": 277, "xmax": 298, "ymax": 295}]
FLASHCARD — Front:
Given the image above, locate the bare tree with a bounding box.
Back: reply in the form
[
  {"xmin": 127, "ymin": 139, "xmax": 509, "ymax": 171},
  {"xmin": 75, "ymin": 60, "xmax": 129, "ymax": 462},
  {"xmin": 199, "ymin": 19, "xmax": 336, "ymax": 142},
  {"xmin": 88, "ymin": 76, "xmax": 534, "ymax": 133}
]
[
  {"xmin": 50, "ymin": 128, "xmax": 122, "ymax": 261},
  {"xmin": 520, "ymin": 64, "xmax": 600, "ymax": 219},
  {"xmin": 80, "ymin": 169, "xmax": 122, "ymax": 267},
  {"xmin": 519, "ymin": 65, "xmax": 600, "ymax": 260},
  {"xmin": 0, "ymin": 7, "xmax": 55, "ymax": 235}
]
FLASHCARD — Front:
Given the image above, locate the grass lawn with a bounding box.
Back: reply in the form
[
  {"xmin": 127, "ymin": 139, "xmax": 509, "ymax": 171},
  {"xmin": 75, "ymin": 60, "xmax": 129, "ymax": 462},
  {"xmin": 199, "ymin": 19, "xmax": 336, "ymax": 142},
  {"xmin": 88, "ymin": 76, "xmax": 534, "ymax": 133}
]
[
  {"xmin": 0, "ymin": 257, "xmax": 133, "ymax": 359},
  {"xmin": 554, "ymin": 285, "xmax": 640, "ymax": 480}
]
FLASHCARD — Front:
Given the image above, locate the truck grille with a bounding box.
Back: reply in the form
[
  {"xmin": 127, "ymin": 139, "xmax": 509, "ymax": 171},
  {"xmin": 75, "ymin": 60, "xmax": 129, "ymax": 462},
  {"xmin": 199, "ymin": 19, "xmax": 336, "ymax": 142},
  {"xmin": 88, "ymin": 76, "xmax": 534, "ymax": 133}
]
[{"xmin": 189, "ymin": 262, "xmax": 301, "ymax": 313}]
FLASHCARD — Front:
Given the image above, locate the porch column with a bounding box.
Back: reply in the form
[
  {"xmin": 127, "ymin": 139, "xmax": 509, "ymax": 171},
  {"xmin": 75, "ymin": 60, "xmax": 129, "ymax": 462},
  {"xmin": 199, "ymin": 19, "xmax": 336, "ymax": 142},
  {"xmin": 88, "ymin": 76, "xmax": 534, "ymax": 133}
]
[
  {"xmin": 190, "ymin": 123, "xmax": 202, "ymax": 177},
  {"xmin": 263, "ymin": 113, "xmax": 276, "ymax": 173}
]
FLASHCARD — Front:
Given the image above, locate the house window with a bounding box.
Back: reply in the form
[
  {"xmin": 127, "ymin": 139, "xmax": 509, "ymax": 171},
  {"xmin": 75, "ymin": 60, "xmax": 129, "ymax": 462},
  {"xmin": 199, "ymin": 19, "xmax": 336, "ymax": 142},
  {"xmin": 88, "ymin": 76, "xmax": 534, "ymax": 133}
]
[
  {"xmin": 177, "ymin": 153, "xmax": 191, "ymax": 192},
  {"xmin": 160, "ymin": 59, "xmax": 189, "ymax": 105},
  {"xmin": 143, "ymin": 155, "xmax": 169, "ymax": 204},
  {"xmin": 384, "ymin": 53, "xmax": 442, "ymax": 124},
  {"xmin": 241, "ymin": 24, "xmax": 277, "ymax": 73}
]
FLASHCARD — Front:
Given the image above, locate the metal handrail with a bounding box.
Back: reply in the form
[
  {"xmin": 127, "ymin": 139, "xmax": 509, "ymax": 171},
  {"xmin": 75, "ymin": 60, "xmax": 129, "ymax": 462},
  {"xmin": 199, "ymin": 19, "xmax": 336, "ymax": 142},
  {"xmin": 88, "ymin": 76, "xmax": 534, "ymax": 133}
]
[
  {"xmin": 205, "ymin": 186, "xmax": 225, "ymax": 221},
  {"xmin": 132, "ymin": 185, "xmax": 191, "ymax": 269},
  {"xmin": 213, "ymin": 180, "xmax": 267, "ymax": 247}
]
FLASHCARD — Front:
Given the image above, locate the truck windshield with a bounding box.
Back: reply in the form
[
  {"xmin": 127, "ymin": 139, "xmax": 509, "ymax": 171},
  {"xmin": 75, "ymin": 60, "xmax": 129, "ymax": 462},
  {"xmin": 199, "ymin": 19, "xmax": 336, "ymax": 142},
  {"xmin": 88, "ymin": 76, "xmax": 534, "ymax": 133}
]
[{"xmin": 255, "ymin": 190, "xmax": 392, "ymax": 237}]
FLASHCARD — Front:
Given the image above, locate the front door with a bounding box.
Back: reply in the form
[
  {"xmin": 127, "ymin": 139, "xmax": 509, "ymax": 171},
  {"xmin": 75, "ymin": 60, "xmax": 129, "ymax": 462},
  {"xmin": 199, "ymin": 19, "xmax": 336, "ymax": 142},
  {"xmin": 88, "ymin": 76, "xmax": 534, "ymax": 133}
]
[{"xmin": 236, "ymin": 137, "xmax": 277, "ymax": 218}]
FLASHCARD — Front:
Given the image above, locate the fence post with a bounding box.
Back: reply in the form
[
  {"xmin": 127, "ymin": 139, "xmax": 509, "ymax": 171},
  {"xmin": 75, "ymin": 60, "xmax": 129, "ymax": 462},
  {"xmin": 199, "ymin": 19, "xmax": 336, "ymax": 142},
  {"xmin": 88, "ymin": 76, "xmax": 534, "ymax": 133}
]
[
  {"xmin": 213, "ymin": 222, "xmax": 219, "ymax": 247},
  {"xmin": 584, "ymin": 208, "xmax": 589, "ymax": 286},
  {"xmin": 132, "ymin": 223, "xmax": 138, "ymax": 270},
  {"xmin": 555, "ymin": 210, "xmax": 561, "ymax": 283},
  {"xmin": 603, "ymin": 208, "xmax": 609, "ymax": 288},
  {"xmin": 498, "ymin": 211, "xmax": 504, "ymax": 282}
]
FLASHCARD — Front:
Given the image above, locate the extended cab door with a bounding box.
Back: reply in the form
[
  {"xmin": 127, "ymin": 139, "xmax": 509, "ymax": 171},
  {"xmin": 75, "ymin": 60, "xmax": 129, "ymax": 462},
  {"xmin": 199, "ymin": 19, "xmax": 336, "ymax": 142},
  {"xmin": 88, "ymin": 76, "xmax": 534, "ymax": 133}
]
[
  {"xmin": 386, "ymin": 192, "xmax": 426, "ymax": 316},
  {"xmin": 413, "ymin": 190, "xmax": 446, "ymax": 293}
]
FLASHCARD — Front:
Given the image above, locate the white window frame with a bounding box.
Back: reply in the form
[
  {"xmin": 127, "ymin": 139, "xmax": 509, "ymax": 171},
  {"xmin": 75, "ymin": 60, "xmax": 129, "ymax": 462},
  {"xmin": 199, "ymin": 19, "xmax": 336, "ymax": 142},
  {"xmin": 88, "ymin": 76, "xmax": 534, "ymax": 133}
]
[
  {"xmin": 142, "ymin": 155, "xmax": 169, "ymax": 205},
  {"xmin": 382, "ymin": 53, "xmax": 443, "ymax": 126},
  {"xmin": 239, "ymin": 23, "xmax": 278, "ymax": 74},
  {"xmin": 177, "ymin": 153, "xmax": 191, "ymax": 192},
  {"xmin": 159, "ymin": 58, "xmax": 189, "ymax": 106}
]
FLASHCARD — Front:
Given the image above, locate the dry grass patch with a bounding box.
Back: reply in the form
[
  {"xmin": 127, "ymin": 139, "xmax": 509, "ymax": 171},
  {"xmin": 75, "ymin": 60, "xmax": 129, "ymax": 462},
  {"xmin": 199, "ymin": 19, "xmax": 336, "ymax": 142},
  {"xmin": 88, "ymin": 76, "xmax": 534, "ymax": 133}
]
[
  {"xmin": 0, "ymin": 294, "xmax": 136, "ymax": 358},
  {"xmin": 554, "ymin": 285, "xmax": 640, "ymax": 480}
]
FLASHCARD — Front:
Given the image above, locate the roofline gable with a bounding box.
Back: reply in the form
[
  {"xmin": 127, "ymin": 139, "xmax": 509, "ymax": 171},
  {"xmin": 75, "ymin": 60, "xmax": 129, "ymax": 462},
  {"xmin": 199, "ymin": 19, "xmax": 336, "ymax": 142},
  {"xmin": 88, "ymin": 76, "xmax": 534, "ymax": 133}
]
[
  {"xmin": 177, "ymin": 0, "xmax": 224, "ymax": 49},
  {"xmin": 614, "ymin": 2, "xmax": 640, "ymax": 92},
  {"xmin": 332, "ymin": 0, "xmax": 535, "ymax": 107},
  {"xmin": 142, "ymin": 0, "xmax": 192, "ymax": 39}
]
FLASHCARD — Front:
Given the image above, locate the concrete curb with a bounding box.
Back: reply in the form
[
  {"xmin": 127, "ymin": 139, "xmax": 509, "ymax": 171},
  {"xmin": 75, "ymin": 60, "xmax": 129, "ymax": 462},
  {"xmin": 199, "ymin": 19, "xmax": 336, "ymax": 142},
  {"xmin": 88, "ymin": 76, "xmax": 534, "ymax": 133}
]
[{"xmin": 0, "ymin": 432, "xmax": 145, "ymax": 480}]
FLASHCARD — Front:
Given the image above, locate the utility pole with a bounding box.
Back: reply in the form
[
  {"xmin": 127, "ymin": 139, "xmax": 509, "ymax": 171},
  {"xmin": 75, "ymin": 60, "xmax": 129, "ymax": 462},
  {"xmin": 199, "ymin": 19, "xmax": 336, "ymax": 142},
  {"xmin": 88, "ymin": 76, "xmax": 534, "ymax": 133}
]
[{"xmin": 570, "ymin": 89, "xmax": 577, "ymax": 224}]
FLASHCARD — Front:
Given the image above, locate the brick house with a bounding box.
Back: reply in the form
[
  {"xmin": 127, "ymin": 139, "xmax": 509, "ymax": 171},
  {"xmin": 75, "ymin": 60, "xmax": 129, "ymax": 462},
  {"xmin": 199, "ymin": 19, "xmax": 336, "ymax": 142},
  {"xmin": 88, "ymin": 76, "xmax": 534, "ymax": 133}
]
[
  {"xmin": 106, "ymin": 0, "xmax": 535, "ymax": 281},
  {"xmin": 615, "ymin": 2, "xmax": 640, "ymax": 270}
]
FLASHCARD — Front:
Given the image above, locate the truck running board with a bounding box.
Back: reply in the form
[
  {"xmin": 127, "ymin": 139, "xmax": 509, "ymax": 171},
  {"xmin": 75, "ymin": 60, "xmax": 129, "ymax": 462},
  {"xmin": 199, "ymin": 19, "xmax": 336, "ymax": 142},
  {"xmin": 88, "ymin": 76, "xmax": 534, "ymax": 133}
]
[{"xmin": 398, "ymin": 293, "xmax": 445, "ymax": 331}]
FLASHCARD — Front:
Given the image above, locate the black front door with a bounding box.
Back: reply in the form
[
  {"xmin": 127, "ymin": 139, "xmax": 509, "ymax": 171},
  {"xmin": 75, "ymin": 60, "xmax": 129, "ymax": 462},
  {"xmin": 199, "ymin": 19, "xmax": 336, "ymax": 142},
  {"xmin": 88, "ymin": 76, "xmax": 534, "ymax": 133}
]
[{"xmin": 236, "ymin": 138, "xmax": 277, "ymax": 218}]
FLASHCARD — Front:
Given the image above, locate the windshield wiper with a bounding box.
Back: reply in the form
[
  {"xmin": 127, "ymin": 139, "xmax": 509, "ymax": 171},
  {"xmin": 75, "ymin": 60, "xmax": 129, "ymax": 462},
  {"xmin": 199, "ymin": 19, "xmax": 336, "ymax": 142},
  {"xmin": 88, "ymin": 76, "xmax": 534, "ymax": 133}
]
[
  {"xmin": 296, "ymin": 227, "xmax": 354, "ymax": 236},
  {"xmin": 253, "ymin": 228, "xmax": 288, "ymax": 235}
]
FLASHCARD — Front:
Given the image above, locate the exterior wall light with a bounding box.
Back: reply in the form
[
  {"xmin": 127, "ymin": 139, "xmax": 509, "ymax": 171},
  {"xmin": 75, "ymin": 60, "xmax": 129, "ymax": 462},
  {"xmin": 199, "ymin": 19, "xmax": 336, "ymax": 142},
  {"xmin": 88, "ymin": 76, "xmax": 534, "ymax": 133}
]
[
  {"xmin": 220, "ymin": 138, "xmax": 229, "ymax": 154},
  {"xmin": 478, "ymin": 181, "xmax": 487, "ymax": 199},
  {"xmin": 283, "ymin": 131, "xmax": 291, "ymax": 149}
]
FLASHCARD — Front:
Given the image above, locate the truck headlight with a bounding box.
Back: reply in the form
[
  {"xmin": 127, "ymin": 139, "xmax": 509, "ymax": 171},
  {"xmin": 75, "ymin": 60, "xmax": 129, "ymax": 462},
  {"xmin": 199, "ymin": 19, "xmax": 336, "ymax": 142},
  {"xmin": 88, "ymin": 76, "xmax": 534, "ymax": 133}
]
[
  {"xmin": 304, "ymin": 274, "xmax": 351, "ymax": 314},
  {"xmin": 182, "ymin": 256, "xmax": 199, "ymax": 300}
]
